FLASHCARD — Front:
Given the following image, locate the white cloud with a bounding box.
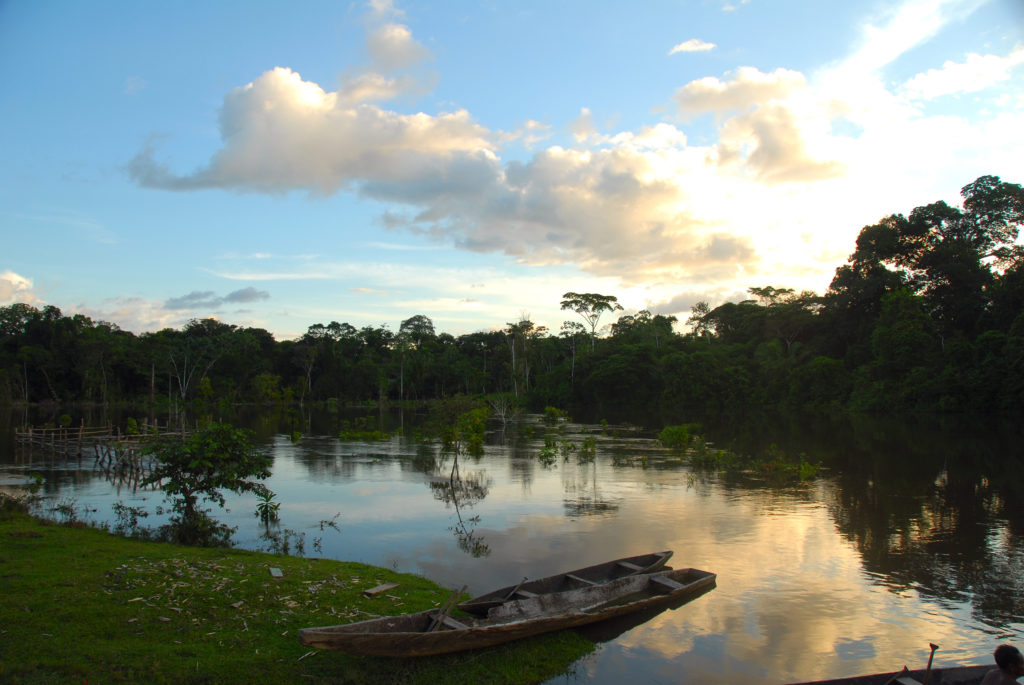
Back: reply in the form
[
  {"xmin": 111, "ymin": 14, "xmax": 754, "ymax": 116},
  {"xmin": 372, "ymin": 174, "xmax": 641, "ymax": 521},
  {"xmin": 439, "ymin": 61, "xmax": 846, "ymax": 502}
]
[
  {"xmin": 674, "ymin": 67, "xmax": 844, "ymax": 184},
  {"xmin": 570, "ymin": 107, "xmax": 596, "ymax": 143},
  {"xmin": 72, "ymin": 297, "xmax": 189, "ymax": 333},
  {"xmin": 675, "ymin": 67, "xmax": 806, "ymax": 114},
  {"xmin": 669, "ymin": 39, "xmax": 716, "ymax": 55},
  {"xmin": 130, "ymin": 67, "xmax": 494, "ymax": 195},
  {"xmin": 367, "ymin": 0, "xmax": 403, "ymax": 20},
  {"xmin": 0, "ymin": 271, "xmax": 37, "ymax": 305},
  {"xmin": 128, "ymin": 0, "xmax": 1024, "ymax": 318},
  {"xmin": 842, "ymin": 0, "xmax": 987, "ymax": 74},
  {"xmin": 366, "ymin": 23, "xmax": 432, "ymax": 72},
  {"xmin": 903, "ymin": 45, "xmax": 1024, "ymax": 100}
]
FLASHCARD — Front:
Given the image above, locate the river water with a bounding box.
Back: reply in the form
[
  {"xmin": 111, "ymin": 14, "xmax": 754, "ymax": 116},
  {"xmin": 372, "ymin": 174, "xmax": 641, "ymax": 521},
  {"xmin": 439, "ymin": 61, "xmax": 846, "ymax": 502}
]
[{"xmin": 2, "ymin": 408, "xmax": 1022, "ymax": 684}]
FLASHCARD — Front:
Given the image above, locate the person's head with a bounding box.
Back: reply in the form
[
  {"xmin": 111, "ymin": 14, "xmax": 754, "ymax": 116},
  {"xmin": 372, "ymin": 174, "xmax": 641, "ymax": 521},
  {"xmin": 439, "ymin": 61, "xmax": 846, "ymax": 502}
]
[{"xmin": 993, "ymin": 644, "xmax": 1024, "ymax": 672}]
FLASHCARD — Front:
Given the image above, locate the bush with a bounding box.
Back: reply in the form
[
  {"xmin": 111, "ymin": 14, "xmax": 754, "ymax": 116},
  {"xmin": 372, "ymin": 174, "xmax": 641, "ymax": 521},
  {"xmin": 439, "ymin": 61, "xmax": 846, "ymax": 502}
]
[{"xmin": 658, "ymin": 424, "xmax": 700, "ymax": 449}]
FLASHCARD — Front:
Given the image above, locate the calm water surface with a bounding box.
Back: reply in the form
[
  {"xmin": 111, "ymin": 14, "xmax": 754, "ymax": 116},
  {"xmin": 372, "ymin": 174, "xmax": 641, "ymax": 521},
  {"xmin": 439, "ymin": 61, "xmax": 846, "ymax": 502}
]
[{"xmin": 2, "ymin": 410, "xmax": 1022, "ymax": 684}]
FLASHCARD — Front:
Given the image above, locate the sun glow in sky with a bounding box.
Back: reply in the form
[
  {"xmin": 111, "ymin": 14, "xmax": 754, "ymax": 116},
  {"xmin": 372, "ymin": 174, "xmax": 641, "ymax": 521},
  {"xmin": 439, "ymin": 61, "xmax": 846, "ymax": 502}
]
[{"xmin": 1, "ymin": 0, "xmax": 1022, "ymax": 339}]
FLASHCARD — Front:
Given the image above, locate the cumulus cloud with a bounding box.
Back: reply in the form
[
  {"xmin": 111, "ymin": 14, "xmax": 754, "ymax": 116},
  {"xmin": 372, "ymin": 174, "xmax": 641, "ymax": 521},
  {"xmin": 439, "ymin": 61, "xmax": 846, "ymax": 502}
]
[
  {"xmin": 127, "ymin": 0, "xmax": 1018, "ymax": 305},
  {"xmin": 669, "ymin": 39, "xmax": 716, "ymax": 55},
  {"xmin": 675, "ymin": 67, "xmax": 845, "ymax": 183},
  {"xmin": 130, "ymin": 67, "xmax": 494, "ymax": 195},
  {"xmin": 903, "ymin": 45, "xmax": 1024, "ymax": 100},
  {"xmin": 0, "ymin": 270, "xmax": 37, "ymax": 305},
  {"xmin": 366, "ymin": 23, "xmax": 431, "ymax": 72},
  {"xmin": 675, "ymin": 67, "xmax": 806, "ymax": 113}
]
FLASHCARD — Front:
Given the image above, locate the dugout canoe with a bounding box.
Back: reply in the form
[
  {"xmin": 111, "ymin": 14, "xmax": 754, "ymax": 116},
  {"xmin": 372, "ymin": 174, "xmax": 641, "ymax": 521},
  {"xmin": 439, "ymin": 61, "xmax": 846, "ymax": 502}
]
[
  {"xmin": 785, "ymin": 664, "xmax": 991, "ymax": 684},
  {"xmin": 298, "ymin": 566, "xmax": 715, "ymax": 658},
  {"xmin": 457, "ymin": 550, "xmax": 673, "ymax": 615}
]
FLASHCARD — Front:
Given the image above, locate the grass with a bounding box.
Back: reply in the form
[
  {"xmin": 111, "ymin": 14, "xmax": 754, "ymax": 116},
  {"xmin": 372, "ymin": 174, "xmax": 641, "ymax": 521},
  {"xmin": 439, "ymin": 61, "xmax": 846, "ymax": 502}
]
[{"xmin": 0, "ymin": 506, "xmax": 594, "ymax": 684}]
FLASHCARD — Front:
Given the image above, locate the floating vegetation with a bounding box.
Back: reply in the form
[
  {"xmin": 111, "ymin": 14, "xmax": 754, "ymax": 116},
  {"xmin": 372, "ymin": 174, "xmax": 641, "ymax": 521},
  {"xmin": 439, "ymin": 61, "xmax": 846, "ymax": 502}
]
[
  {"xmin": 657, "ymin": 423, "xmax": 701, "ymax": 449},
  {"xmin": 338, "ymin": 429, "xmax": 391, "ymax": 441},
  {"xmin": 538, "ymin": 433, "xmax": 558, "ymax": 466},
  {"xmin": 338, "ymin": 417, "xmax": 391, "ymax": 442},
  {"xmin": 543, "ymin": 406, "xmax": 569, "ymax": 424},
  {"xmin": 657, "ymin": 425, "xmax": 822, "ymax": 483},
  {"xmin": 577, "ymin": 436, "xmax": 597, "ymax": 464}
]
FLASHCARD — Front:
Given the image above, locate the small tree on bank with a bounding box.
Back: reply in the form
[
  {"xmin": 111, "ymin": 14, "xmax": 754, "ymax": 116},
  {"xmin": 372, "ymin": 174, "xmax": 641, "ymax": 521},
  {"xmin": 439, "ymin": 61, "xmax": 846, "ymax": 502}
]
[{"xmin": 142, "ymin": 422, "xmax": 273, "ymax": 546}]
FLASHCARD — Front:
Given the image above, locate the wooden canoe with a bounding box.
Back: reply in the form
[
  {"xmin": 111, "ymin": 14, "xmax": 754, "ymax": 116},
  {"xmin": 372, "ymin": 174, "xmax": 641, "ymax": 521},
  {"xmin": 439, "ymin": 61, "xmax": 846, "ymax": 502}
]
[
  {"xmin": 785, "ymin": 664, "xmax": 991, "ymax": 684},
  {"xmin": 457, "ymin": 550, "xmax": 673, "ymax": 615},
  {"xmin": 298, "ymin": 566, "xmax": 715, "ymax": 658}
]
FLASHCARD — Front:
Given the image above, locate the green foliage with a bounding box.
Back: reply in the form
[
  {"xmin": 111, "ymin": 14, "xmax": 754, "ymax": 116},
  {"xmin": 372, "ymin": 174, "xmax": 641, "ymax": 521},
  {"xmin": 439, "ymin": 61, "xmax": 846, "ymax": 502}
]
[
  {"xmin": 1, "ymin": 174, "xmax": 1022, "ymax": 419},
  {"xmin": 544, "ymin": 405, "xmax": 569, "ymax": 423},
  {"xmin": 799, "ymin": 460, "xmax": 821, "ymax": 481},
  {"xmin": 338, "ymin": 416, "xmax": 391, "ymax": 441},
  {"xmin": 577, "ymin": 436, "xmax": 597, "ymax": 463},
  {"xmin": 255, "ymin": 490, "xmax": 281, "ymax": 526},
  {"xmin": 658, "ymin": 424, "xmax": 700, "ymax": 448},
  {"xmin": 437, "ymin": 405, "xmax": 491, "ymax": 457},
  {"xmin": 538, "ymin": 432, "xmax": 558, "ymax": 465},
  {"xmin": 141, "ymin": 422, "xmax": 273, "ymax": 546}
]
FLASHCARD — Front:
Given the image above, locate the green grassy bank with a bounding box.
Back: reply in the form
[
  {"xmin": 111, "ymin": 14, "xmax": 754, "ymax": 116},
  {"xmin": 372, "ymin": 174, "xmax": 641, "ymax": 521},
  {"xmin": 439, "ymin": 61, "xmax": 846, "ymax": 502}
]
[{"xmin": 0, "ymin": 509, "xmax": 593, "ymax": 684}]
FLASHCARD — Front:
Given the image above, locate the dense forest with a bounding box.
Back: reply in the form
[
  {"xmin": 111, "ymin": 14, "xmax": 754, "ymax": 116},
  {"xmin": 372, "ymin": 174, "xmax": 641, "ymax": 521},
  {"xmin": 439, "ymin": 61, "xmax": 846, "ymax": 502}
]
[{"xmin": 2, "ymin": 175, "xmax": 1022, "ymax": 421}]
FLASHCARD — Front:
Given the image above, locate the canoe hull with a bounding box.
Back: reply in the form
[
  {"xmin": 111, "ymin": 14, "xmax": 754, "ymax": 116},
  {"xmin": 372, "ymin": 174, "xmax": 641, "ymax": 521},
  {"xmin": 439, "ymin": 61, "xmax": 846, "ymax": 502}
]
[
  {"xmin": 298, "ymin": 567, "xmax": 715, "ymax": 658},
  {"xmin": 786, "ymin": 664, "xmax": 991, "ymax": 684}
]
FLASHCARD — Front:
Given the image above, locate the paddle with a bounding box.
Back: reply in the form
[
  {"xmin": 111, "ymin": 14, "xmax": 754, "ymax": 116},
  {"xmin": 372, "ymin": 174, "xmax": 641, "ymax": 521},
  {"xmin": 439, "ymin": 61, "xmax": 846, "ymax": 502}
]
[
  {"xmin": 922, "ymin": 643, "xmax": 939, "ymax": 685},
  {"xmin": 427, "ymin": 585, "xmax": 467, "ymax": 632},
  {"xmin": 502, "ymin": 577, "xmax": 529, "ymax": 601}
]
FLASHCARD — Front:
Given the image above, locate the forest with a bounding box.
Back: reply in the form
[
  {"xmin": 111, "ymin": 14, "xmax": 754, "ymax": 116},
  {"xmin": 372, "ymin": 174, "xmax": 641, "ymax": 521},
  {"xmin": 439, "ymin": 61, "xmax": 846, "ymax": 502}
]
[{"xmin": 2, "ymin": 175, "xmax": 1022, "ymax": 422}]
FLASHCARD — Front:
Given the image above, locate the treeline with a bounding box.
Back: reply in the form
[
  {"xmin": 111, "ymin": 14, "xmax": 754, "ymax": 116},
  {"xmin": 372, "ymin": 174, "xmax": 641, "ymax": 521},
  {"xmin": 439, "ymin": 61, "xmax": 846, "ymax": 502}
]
[{"xmin": 1, "ymin": 175, "xmax": 1021, "ymax": 420}]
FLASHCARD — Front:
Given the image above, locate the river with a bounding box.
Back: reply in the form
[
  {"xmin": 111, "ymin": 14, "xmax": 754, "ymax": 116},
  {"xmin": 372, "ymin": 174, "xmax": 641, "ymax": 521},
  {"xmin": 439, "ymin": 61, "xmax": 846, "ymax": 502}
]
[{"xmin": 2, "ymin": 407, "xmax": 1022, "ymax": 684}]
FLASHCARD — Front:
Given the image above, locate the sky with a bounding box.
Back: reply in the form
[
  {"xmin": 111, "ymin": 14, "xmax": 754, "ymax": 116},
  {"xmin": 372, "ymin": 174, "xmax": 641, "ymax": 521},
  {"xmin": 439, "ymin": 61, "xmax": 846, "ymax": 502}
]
[{"xmin": 1, "ymin": 0, "xmax": 1022, "ymax": 340}]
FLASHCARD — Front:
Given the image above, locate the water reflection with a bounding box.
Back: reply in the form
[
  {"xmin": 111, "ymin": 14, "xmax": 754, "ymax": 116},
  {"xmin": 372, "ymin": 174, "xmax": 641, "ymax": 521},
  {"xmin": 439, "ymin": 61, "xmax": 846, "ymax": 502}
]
[
  {"xmin": 1, "ymin": 409, "xmax": 1022, "ymax": 683},
  {"xmin": 426, "ymin": 456, "xmax": 492, "ymax": 558}
]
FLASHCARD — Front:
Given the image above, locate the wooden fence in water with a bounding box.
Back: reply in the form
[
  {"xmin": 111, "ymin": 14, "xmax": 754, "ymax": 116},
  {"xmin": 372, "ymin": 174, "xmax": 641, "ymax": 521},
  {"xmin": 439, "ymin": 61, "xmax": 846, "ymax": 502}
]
[{"xmin": 13, "ymin": 420, "xmax": 187, "ymax": 489}]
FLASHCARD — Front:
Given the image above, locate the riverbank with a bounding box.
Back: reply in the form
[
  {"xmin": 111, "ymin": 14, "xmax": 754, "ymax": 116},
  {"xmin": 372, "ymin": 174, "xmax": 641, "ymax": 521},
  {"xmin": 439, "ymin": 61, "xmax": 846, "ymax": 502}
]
[{"xmin": 0, "ymin": 507, "xmax": 593, "ymax": 684}]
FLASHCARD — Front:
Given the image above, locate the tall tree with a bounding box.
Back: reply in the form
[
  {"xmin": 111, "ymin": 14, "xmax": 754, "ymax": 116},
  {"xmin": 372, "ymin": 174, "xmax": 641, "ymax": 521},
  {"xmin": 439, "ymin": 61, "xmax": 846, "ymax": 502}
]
[{"xmin": 560, "ymin": 292, "xmax": 623, "ymax": 351}]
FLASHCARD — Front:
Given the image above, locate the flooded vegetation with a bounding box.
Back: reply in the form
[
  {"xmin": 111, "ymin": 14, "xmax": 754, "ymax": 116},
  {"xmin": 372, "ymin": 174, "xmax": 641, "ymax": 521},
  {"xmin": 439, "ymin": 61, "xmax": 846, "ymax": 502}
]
[{"xmin": 2, "ymin": 407, "xmax": 1022, "ymax": 683}]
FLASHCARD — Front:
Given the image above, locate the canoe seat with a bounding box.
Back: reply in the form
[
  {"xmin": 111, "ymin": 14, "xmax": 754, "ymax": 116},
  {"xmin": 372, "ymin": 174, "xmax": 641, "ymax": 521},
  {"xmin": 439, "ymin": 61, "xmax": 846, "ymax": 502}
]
[
  {"xmin": 565, "ymin": 573, "xmax": 598, "ymax": 586},
  {"xmin": 617, "ymin": 561, "xmax": 644, "ymax": 572},
  {"xmin": 649, "ymin": 575, "xmax": 685, "ymax": 592},
  {"xmin": 438, "ymin": 615, "xmax": 469, "ymax": 630},
  {"xmin": 513, "ymin": 589, "xmax": 538, "ymax": 599}
]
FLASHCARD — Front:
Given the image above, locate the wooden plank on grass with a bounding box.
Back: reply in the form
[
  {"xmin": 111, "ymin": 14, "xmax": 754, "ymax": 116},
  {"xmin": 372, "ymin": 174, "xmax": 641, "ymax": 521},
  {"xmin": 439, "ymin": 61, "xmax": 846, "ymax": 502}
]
[{"xmin": 363, "ymin": 582, "xmax": 399, "ymax": 598}]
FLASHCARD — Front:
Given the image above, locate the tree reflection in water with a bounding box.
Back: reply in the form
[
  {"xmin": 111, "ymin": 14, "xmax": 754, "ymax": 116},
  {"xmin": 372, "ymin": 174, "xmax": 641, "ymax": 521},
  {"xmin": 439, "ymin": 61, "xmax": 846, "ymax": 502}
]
[
  {"xmin": 421, "ymin": 445, "xmax": 493, "ymax": 558},
  {"xmin": 706, "ymin": 413, "xmax": 1024, "ymax": 630}
]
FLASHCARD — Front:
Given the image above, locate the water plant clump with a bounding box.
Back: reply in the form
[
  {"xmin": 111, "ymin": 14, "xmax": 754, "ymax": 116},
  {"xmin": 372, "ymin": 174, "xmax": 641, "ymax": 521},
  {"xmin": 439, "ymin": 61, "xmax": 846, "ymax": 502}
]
[
  {"xmin": 538, "ymin": 432, "xmax": 558, "ymax": 466},
  {"xmin": 339, "ymin": 417, "xmax": 391, "ymax": 441}
]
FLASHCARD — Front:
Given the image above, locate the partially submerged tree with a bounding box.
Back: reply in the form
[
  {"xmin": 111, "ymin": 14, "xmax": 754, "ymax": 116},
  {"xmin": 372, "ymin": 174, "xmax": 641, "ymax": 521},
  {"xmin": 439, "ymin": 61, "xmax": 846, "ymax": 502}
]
[{"xmin": 142, "ymin": 423, "xmax": 273, "ymax": 546}]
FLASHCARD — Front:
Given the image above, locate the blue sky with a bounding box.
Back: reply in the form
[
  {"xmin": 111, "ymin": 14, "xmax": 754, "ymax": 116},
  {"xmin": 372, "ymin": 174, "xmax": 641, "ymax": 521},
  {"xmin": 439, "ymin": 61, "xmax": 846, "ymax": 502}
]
[{"xmin": 2, "ymin": 0, "xmax": 1022, "ymax": 339}]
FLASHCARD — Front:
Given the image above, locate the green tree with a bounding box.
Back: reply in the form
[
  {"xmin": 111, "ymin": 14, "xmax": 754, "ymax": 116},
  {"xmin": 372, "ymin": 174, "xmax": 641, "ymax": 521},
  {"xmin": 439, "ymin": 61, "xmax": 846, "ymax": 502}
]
[
  {"xmin": 560, "ymin": 292, "xmax": 623, "ymax": 351},
  {"xmin": 141, "ymin": 423, "xmax": 273, "ymax": 546}
]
